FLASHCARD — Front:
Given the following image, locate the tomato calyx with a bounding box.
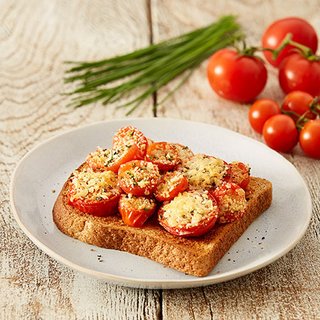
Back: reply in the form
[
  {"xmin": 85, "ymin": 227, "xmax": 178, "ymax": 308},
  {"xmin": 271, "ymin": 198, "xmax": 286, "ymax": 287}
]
[{"xmin": 234, "ymin": 41, "xmax": 264, "ymax": 60}]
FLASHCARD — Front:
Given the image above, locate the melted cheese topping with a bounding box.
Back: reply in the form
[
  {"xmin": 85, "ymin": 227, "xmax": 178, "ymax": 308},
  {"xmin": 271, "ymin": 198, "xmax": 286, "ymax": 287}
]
[
  {"xmin": 182, "ymin": 154, "xmax": 228, "ymax": 189},
  {"xmin": 120, "ymin": 194, "xmax": 155, "ymax": 211},
  {"xmin": 70, "ymin": 168, "xmax": 119, "ymax": 201},
  {"xmin": 162, "ymin": 190, "xmax": 217, "ymax": 228}
]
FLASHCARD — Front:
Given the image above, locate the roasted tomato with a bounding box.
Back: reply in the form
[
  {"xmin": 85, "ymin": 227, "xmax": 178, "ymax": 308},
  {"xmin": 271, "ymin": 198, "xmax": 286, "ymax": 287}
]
[
  {"xmin": 169, "ymin": 143, "xmax": 194, "ymax": 165},
  {"xmin": 67, "ymin": 167, "xmax": 121, "ymax": 216},
  {"xmin": 118, "ymin": 160, "xmax": 160, "ymax": 196},
  {"xmin": 228, "ymin": 162, "xmax": 251, "ymax": 189},
  {"xmin": 113, "ymin": 126, "xmax": 148, "ymax": 159},
  {"xmin": 86, "ymin": 145, "xmax": 140, "ymax": 173},
  {"xmin": 211, "ymin": 182, "xmax": 247, "ymax": 223},
  {"xmin": 145, "ymin": 142, "xmax": 180, "ymax": 171},
  {"xmin": 118, "ymin": 194, "xmax": 157, "ymax": 227},
  {"xmin": 158, "ymin": 190, "xmax": 219, "ymax": 237},
  {"xmin": 154, "ymin": 171, "xmax": 189, "ymax": 202},
  {"xmin": 181, "ymin": 154, "xmax": 230, "ymax": 189}
]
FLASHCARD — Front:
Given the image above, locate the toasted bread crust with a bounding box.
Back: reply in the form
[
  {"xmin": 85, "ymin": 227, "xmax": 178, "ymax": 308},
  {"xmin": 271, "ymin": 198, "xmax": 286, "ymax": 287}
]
[{"xmin": 53, "ymin": 177, "xmax": 272, "ymax": 277}]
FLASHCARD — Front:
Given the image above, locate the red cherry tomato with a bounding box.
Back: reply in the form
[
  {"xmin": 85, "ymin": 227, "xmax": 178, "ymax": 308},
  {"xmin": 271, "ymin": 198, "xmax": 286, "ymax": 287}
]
[
  {"xmin": 262, "ymin": 114, "xmax": 299, "ymax": 153},
  {"xmin": 207, "ymin": 49, "xmax": 267, "ymax": 103},
  {"xmin": 113, "ymin": 126, "xmax": 148, "ymax": 159},
  {"xmin": 211, "ymin": 182, "xmax": 247, "ymax": 224},
  {"xmin": 299, "ymin": 119, "xmax": 320, "ymax": 159},
  {"xmin": 158, "ymin": 191, "xmax": 218, "ymax": 237},
  {"xmin": 154, "ymin": 171, "xmax": 188, "ymax": 202},
  {"xmin": 228, "ymin": 162, "xmax": 251, "ymax": 189},
  {"xmin": 68, "ymin": 192, "xmax": 120, "ymax": 217},
  {"xmin": 278, "ymin": 53, "xmax": 320, "ymax": 96},
  {"xmin": 281, "ymin": 91, "xmax": 316, "ymax": 122},
  {"xmin": 248, "ymin": 99, "xmax": 281, "ymax": 134},
  {"xmin": 118, "ymin": 160, "xmax": 160, "ymax": 196},
  {"xmin": 262, "ymin": 17, "xmax": 318, "ymax": 67},
  {"xmin": 146, "ymin": 142, "xmax": 180, "ymax": 171},
  {"xmin": 118, "ymin": 194, "xmax": 157, "ymax": 227},
  {"xmin": 86, "ymin": 145, "xmax": 140, "ymax": 173},
  {"xmin": 67, "ymin": 169, "xmax": 121, "ymax": 217},
  {"xmin": 169, "ymin": 143, "xmax": 194, "ymax": 165}
]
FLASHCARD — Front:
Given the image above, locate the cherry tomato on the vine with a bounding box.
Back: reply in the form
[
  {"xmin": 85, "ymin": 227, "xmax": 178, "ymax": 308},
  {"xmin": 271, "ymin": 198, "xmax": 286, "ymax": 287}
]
[
  {"xmin": 262, "ymin": 114, "xmax": 299, "ymax": 153},
  {"xmin": 262, "ymin": 17, "xmax": 318, "ymax": 68},
  {"xmin": 207, "ymin": 49, "xmax": 267, "ymax": 103},
  {"xmin": 299, "ymin": 120, "xmax": 320, "ymax": 159},
  {"xmin": 278, "ymin": 53, "xmax": 320, "ymax": 96},
  {"xmin": 248, "ymin": 99, "xmax": 281, "ymax": 134},
  {"xmin": 281, "ymin": 91, "xmax": 317, "ymax": 122}
]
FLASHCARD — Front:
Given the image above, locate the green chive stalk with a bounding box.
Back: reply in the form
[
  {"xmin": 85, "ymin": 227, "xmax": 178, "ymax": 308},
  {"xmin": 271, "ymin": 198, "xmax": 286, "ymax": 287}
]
[{"xmin": 64, "ymin": 15, "xmax": 243, "ymax": 116}]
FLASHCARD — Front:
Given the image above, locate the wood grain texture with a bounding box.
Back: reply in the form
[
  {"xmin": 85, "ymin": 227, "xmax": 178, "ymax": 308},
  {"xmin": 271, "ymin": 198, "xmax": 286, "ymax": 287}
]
[
  {"xmin": 152, "ymin": 0, "xmax": 320, "ymax": 319},
  {"xmin": 1, "ymin": 0, "xmax": 320, "ymax": 319},
  {"xmin": 0, "ymin": 1, "xmax": 159, "ymax": 319}
]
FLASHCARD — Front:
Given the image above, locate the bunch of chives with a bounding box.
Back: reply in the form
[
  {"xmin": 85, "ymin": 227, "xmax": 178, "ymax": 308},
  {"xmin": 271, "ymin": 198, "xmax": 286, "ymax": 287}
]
[{"xmin": 64, "ymin": 15, "xmax": 243, "ymax": 116}]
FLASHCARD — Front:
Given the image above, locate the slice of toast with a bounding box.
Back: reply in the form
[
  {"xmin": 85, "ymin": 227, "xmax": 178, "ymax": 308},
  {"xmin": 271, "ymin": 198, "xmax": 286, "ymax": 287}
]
[{"xmin": 53, "ymin": 176, "xmax": 272, "ymax": 277}]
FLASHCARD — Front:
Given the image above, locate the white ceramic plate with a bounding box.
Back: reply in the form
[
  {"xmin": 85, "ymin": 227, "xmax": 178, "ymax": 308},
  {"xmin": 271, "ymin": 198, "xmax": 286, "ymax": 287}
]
[{"xmin": 10, "ymin": 118, "xmax": 312, "ymax": 289}]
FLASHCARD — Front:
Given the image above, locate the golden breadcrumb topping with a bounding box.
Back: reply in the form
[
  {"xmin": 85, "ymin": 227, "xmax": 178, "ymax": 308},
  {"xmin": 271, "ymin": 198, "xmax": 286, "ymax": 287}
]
[
  {"xmin": 113, "ymin": 126, "xmax": 147, "ymax": 151},
  {"xmin": 86, "ymin": 146, "xmax": 127, "ymax": 169},
  {"xmin": 121, "ymin": 161, "xmax": 160, "ymax": 194},
  {"xmin": 156, "ymin": 171, "xmax": 185, "ymax": 198},
  {"xmin": 218, "ymin": 183, "xmax": 247, "ymax": 214},
  {"xmin": 70, "ymin": 167, "xmax": 119, "ymax": 201},
  {"xmin": 120, "ymin": 194, "xmax": 155, "ymax": 211},
  {"xmin": 162, "ymin": 190, "xmax": 217, "ymax": 228},
  {"xmin": 182, "ymin": 154, "xmax": 228, "ymax": 189}
]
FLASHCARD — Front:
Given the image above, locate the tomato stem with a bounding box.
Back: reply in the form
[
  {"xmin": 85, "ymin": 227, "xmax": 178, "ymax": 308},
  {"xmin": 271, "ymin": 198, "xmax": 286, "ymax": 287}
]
[
  {"xmin": 296, "ymin": 111, "xmax": 311, "ymax": 131},
  {"xmin": 270, "ymin": 33, "xmax": 320, "ymax": 61},
  {"xmin": 290, "ymin": 97, "xmax": 320, "ymax": 131},
  {"xmin": 282, "ymin": 96, "xmax": 320, "ymax": 131},
  {"xmin": 310, "ymin": 96, "xmax": 320, "ymax": 115},
  {"xmin": 234, "ymin": 41, "xmax": 260, "ymax": 57}
]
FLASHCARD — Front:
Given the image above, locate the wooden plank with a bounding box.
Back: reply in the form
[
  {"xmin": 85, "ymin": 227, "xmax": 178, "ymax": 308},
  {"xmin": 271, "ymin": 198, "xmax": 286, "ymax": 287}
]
[
  {"xmin": 151, "ymin": 0, "xmax": 320, "ymax": 319},
  {"xmin": 0, "ymin": 0, "xmax": 160, "ymax": 319},
  {"xmin": 2, "ymin": 0, "xmax": 320, "ymax": 319}
]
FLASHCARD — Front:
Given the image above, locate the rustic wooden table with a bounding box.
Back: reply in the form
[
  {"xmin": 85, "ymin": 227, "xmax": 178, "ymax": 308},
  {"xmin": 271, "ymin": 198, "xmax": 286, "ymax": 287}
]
[{"xmin": 1, "ymin": 0, "xmax": 320, "ymax": 319}]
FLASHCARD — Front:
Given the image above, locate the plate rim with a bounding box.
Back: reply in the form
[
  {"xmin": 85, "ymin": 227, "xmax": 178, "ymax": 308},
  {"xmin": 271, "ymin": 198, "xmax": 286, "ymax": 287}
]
[{"xmin": 9, "ymin": 118, "xmax": 313, "ymax": 289}]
